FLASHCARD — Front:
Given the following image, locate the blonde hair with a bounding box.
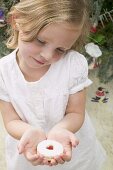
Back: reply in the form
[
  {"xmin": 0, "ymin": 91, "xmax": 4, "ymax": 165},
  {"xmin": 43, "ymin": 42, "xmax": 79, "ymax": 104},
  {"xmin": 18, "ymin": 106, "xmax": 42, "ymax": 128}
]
[{"xmin": 6, "ymin": 0, "xmax": 90, "ymax": 51}]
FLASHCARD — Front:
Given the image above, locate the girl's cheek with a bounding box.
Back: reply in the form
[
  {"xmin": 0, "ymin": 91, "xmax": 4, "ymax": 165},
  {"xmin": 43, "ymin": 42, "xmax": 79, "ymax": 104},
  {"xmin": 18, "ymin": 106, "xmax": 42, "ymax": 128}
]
[{"xmin": 53, "ymin": 54, "xmax": 63, "ymax": 61}]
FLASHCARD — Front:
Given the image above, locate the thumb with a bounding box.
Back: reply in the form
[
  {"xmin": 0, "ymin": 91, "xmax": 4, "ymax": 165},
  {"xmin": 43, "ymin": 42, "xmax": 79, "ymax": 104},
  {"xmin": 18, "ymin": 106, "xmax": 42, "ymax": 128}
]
[
  {"xmin": 18, "ymin": 136, "xmax": 29, "ymax": 154},
  {"xmin": 69, "ymin": 133, "xmax": 79, "ymax": 148}
]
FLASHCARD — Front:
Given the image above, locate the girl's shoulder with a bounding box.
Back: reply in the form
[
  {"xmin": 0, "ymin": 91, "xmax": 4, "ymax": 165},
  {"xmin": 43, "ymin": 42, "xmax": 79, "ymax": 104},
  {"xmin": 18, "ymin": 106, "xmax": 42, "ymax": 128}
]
[
  {"xmin": 65, "ymin": 50, "xmax": 88, "ymax": 67},
  {"xmin": 55, "ymin": 50, "xmax": 88, "ymax": 78},
  {"xmin": 65, "ymin": 51, "xmax": 92, "ymax": 94},
  {"xmin": 63, "ymin": 50, "xmax": 88, "ymax": 74},
  {"xmin": 0, "ymin": 49, "xmax": 17, "ymax": 69}
]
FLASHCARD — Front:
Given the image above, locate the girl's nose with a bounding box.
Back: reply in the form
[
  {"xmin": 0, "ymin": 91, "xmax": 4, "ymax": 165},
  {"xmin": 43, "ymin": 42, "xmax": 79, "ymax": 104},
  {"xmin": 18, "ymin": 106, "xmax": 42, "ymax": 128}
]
[{"xmin": 40, "ymin": 46, "xmax": 54, "ymax": 61}]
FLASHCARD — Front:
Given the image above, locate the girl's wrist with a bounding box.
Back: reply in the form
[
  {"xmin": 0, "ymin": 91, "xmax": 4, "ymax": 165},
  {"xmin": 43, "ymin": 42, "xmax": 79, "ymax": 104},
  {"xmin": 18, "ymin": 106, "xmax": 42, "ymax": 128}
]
[
  {"xmin": 21, "ymin": 125, "xmax": 45, "ymax": 138},
  {"xmin": 27, "ymin": 126, "xmax": 44, "ymax": 133}
]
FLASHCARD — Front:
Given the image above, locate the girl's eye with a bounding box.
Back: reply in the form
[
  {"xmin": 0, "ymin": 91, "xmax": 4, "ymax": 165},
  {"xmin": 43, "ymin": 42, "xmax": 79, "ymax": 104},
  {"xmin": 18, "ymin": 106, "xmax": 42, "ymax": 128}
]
[
  {"xmin": 56, "ymin": 48, "xmax": 66, "ymax": 54},
  {"xmin": 37, "ymin": 38, "xmax": 45, "ymax": 45}
]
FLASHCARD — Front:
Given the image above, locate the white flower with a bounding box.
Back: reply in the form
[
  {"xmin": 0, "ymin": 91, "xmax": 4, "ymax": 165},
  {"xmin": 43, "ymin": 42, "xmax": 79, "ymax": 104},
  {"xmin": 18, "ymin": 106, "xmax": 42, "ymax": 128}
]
[{"xmin": 85, "ymin": 42, "xmax": 102, "ymax": 58}]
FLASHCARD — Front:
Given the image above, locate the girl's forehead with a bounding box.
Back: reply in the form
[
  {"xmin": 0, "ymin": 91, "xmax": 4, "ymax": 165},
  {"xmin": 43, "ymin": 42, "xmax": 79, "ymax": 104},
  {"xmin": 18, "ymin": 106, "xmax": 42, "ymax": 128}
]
[{"xmin": 38, "ymin": 22, "xmax": 83, "ymax": 35}]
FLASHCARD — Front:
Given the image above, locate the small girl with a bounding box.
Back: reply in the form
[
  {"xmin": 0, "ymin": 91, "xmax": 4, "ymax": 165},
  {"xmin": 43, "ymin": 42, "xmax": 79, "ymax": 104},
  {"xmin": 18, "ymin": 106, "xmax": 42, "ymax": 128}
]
[{"xmin": 0, "ymin": 0, "xmax": 106, "ymax": 170}]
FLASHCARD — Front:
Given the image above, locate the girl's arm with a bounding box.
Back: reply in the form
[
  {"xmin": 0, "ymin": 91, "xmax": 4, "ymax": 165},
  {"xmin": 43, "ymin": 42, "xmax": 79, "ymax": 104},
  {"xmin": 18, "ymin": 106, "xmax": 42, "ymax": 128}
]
[
  {"xmin": 0, "ymin": 100, "xmax": 47, "ymax": 166},
  {"xmin": 47, "ymin": 89, "xmax": 86, "ymax": 165},
  {"xmin": 0, "ymin": 100, "xmax": 33, "ymax": 140},
  {"xmin": 51, "ymin": 88, "xmax": 86, "ymax": 133}
]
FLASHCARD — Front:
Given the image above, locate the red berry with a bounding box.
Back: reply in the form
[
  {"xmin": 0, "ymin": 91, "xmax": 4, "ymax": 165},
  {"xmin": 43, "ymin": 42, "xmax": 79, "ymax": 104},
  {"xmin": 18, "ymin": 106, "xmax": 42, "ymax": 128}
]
[{"xmin": 46, "ymin": 145, "xmax": 54, "ymax": 150}]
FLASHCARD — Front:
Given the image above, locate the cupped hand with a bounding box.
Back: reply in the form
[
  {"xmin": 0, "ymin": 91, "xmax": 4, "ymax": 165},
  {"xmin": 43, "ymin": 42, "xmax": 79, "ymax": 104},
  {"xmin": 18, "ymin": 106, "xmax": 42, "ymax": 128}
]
[
  {"xmin": 18, "ymin": 127, "xmax": 47, "ymax": 166},
  {"xmin": 47, "ymin": 127, "xmax": 79, "ymax": 166}
]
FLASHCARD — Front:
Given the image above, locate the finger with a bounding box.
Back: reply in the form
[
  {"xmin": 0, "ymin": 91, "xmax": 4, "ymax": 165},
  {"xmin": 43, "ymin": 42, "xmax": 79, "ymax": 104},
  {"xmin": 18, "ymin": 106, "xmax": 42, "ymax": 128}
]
[
  {"xmin": 62, "ymin": 145, "xmax": 72, "ymax": 162},
  {"xmin": 18, "ymin": 137, "xmax": 29, "ymax": 154},
  {"xmin": 50, "ymin": 158, "xmax": 58, "ymax": 166},
  {"xmin": 43, "ymin": 159, "xmax": 50, "ymax": 165},
  {"xmin": 31, "ymin": 157, "xmax": 44, "ymax": 166},
  {"xmin": 43, "ymin": 158, "xmax": 57, "ymax": 166},
  {"xmin": 70, "ymin": 134, "xmax": 79, "ymax": 148},
  {"xmin": 25, "ymin": 151, "xmax": 39, "ymax": 162},
  {"xmin": 54, "ymin": 156, "xmax": 65, "ymax": 164},
  {"xmin": 31, "ymin": 160, "xmax": 44, "ymax": 166}
]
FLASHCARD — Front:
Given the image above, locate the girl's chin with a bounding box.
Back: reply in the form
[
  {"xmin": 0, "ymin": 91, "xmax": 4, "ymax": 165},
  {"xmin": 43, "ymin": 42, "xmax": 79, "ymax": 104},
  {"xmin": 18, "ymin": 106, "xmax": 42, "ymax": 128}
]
[{"xmin": 30, "ymin": 63, "xmax": 50, "ymax": 69}]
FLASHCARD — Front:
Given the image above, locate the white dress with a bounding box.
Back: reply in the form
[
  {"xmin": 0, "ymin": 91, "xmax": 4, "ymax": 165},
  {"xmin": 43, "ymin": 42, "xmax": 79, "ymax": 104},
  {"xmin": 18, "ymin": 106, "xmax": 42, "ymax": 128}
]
[{"xmin": 0, "ymin": 49, "xmax": 106, "ymax": 170}]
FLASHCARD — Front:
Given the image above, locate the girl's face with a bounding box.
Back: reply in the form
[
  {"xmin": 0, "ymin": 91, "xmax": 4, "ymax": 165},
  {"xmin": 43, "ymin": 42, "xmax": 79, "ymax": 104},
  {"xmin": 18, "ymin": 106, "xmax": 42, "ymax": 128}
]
[{"xmin": 17, "ymin": 22, "xmax": 82, "ymax": 69}]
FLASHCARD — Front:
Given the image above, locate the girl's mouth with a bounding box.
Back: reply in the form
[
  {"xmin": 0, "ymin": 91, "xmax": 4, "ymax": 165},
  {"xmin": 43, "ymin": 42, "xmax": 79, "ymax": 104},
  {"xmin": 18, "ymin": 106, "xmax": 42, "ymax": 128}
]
[{"xmin": 33, "ymin": 58, "xmax": 45, "ymax": 65}]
